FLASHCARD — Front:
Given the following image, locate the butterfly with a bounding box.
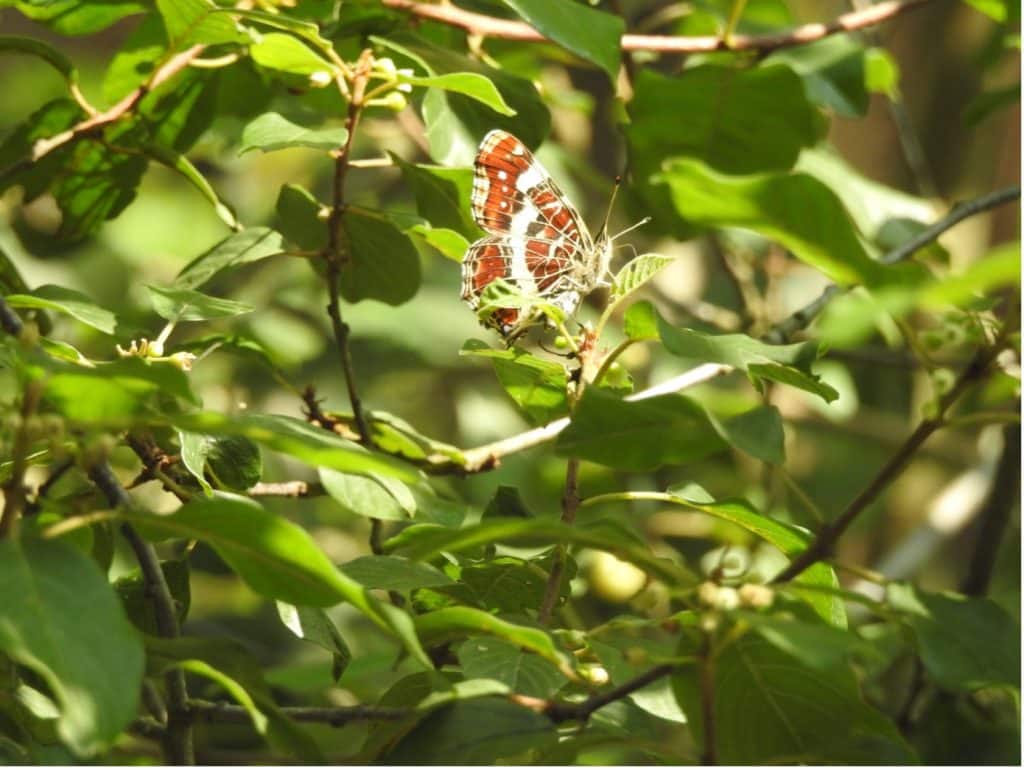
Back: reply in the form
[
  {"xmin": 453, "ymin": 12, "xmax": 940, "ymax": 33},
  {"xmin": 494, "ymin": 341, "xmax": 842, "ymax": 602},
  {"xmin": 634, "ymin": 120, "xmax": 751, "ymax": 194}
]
[{"xmin": 460, "ymin": 130, "xmax": 614, "ymax": 340}]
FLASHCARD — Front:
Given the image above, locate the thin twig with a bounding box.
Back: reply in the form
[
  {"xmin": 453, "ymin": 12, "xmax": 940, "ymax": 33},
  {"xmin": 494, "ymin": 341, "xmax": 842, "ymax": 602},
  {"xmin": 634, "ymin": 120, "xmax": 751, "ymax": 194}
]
[
  {"xmin": 698, "ymin": 638, "xmax": 717, "ymax": 765},
  {"xmin": 772, "ymin": 340, "xmax": 1008, "ymax": 584},
  {"xmin": 324, "ymin": 49, "xmax": 375, "ymax": 446},
  {"xmin": 544, "ymin": 663, "xmax": 675, "ymax": 723},
  {"xmin": 87, "ymin": 463, "xmax": 193, "ymax": 765},
  {"xmin": 247, "ymin": 480, "xmax": 324, "ymax": 497},
  {"xmin": 0, "ymin": 381, "xmax": 42, "ymax": 539},
  {"xmin": 188, "ymin": 699, "xmax": 409, "ymax": 726},
  {"xmin": 381, "ymin": 0, "xmax": 929, "ymax": 53},
  {"xmin": 538, "ymin": 457, "xmax": 581, "ymax": 624}
]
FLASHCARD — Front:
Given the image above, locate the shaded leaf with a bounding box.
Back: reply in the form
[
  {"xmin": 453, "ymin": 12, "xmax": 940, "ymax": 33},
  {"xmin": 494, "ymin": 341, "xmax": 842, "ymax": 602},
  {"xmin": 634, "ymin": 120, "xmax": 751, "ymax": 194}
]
[
  {"xmin": 174, "ymin": 227, "xmax": 285, "ymax": 290},
  {"xmin": 339, "ymin": 208, "xmax": 421, "ymax": 305},
  {"xmin": 276, "ymin": 603, "xmax": 352, "ymax": 682},
  {"xmin": 461, "ymin": 340, "xmax": 568, "ymax": 424},
  {"xmin": 340, "ymin": 555, "xmax": 453, "ymax": 591},
  {"xmin": 4, "ymin": 284, "xmax": 116, "ymax": 334},
  {"xmin": 147, "ymin": 285, "xmax": 253, "ymax": 322},
  {"xmin": 457, "ymin": 637, "xmax": 566, "ymax": 698}
]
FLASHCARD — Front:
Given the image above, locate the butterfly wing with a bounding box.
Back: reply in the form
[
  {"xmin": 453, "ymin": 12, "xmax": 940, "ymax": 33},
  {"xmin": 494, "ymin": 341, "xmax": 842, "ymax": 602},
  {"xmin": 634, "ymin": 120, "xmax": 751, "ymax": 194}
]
[{"xmin": 471, "ymin": 130, "xmax": 592, "ymax": 250}]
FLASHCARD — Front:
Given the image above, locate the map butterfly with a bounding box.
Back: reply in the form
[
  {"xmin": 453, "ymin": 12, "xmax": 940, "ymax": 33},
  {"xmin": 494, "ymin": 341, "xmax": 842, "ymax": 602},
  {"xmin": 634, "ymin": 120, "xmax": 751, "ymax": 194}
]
[{"xmin": 460, "ymin": 130, "xmax": 613, "ymax": 339}]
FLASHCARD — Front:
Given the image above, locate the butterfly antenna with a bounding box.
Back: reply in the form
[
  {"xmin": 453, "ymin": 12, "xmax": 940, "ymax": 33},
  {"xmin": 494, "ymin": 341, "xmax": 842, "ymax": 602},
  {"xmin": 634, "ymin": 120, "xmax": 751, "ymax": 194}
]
[
  {"xmin": 598, "ymin": 175, "xmax": 623, "ymax": 239},
  {"xmin": 610, "ymin": 215, "xmax": 652, "ymax": 241}
]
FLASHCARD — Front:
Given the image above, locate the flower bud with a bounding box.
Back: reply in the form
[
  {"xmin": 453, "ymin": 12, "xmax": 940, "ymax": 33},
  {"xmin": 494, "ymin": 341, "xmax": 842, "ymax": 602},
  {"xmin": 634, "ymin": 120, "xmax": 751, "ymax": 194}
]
[{"xmin": 738, "ymin": 583, "xmax": 775, "ymax": 609}]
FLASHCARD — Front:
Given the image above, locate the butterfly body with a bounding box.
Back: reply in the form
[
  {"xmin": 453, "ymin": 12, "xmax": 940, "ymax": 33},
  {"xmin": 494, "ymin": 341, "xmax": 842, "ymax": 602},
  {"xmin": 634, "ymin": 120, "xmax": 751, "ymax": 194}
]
[{"xmin": 461, "ymin": 130, "xmax": 611, "ymax": 338}]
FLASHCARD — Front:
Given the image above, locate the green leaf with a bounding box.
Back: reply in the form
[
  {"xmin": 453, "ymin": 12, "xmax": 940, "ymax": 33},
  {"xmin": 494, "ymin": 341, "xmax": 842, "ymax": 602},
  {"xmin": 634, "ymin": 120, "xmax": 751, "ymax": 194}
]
[
  {"xmin": 339, "ymin": 208, "xmax": 421, "ymax": 305},
  {"xmin": 408, "ymin": 224, "xmax": 470, "ymax": 261},
  {"xmin": 399, "ymin": 72, "xmax": 516, "ymax": 116},
  {"xmin": 741, "ymin": 611, "xmax": 880, "ymax": 671},
  {"xmin": 712, "ymin": 405, "xmax": 785, "ymax": 465},
  {"xmin": 274, "ymin": 183, "xmax": 327, "ymax": 251},
  {"xmin": 155, "ymin": 0, "xmax": 248, "ymax": 48},
  {"xmin": 395, "ymin": 159, "xmax": 480, "ymax": 240},
  {"xmin": 249, "ymin": 32, "xmax": 337, "ymax": 79},
  {"xmin": 657, "ymin": 158, "xmax": 891, "ymax": 287},
  {"xmin": 610, "ymin": 254, "xmax": 674, "ymax": 301},
  {"xmin": 556, "ymin": 389, "xmax": 727, "ymax": 470},
  {"xmin": 0, "ymin": 538, "xmax": 143, "ymax": 755},
  {"xmin": 384, "ymin": 697, "xmax": 557, "ymax": 764},
  {"xmin": 229, "ymin": 8, "xmax": 334, "ymax": 53},
  {"xmin": 414, "ymin": 607, "xmax": 573, "ymax": 675},
  {"xmin": 461, "ymin": 340, "xmax": 569, "ymax": 424},
  {"xmin": 629, "ymin": 65, "xmax": 822, "ymax": 176},
  {"xmin": 655, "ymin": 313, "xmax": 838, "ymax": 402},
  {"xmin": 339, "ymin": 555, "xmax": 453, "ymax": 591},
  {"xmin": 318, "ymin": 467, "xmax": 415, "ymax": 521},
  {"xmin": 864, "ymin": 47, "xmax": 900, "ymax": 99},
  {"xmin": 239, "ymin": 112, "xmax": 348, "ymax": 154},
  {"xmin": 964, "ymin": 82, "xmax": 1020, "ymax": 127},
  {"xmin": 623, "ymin": 300, "xmax": 659, "ymax": 340},
  {"xmin": 673, "ymin": 635, "xmax": 916, "ymax": 764},
  {"xmin": 171, "ymin": 412, "xmax": 421, "ymax": 483},
  {"xmin": 102, "ymin": 14, "xmax": 165, "ymax": 102},
  {"xmin": 964, "ymin": 0, "xmax": 1016, "ymax": 22},
  {"xmin": 0, "ymin": 35, "xmax": 76, "ymax": 82},
  {"xmin": 122, "ymin": 496, "xmax": 430, "ymax": 666},
  {"xmin": 457, "ymin": 637, "xmax": 566, "ymax": 698},
  {"xmin": 147, "ymin": 285, "xmax": 253, "ymax": 322},
  {"xmin": 43, "ymin": 357, "xmax": 198, "ymax": 424},
  {"xmin": 144, "ymin": 143, "xmax": 239, "ymax": 229},
  {"xmin": 145, "ymin": 635, "xmax": 322, "ymax": 761},
  {"xmin": 179, "ymin": 431, "xmax": 262, "ymax": 495},
  {"xmin": 499, "ymin": 0, "xmax": 624, "ymax": 80},
  {"xmin": 4, "ymin": 284, "xmax": 116, "ymax": 334},
  {"xmin": 174, "ymin": 227, "xmax": 285, "ymax": 290},
  {"xmin": 386, "ymin": 517, "xmax": 696, "ymax": 587},
  {"xmin": 768, "ymin": 35, "xmax": 873, "ymax": 117},
  {"xmin": 888, "ymin": 583, "xmax": 1020, "ymax": 691},
  {"xmin": 276, "ymin": 602, "xmax": 352, "ymax": 682}
]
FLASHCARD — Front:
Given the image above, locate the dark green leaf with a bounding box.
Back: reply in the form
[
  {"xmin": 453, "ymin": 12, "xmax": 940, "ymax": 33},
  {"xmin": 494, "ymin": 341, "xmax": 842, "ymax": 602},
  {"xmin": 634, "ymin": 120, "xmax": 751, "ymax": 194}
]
[
  {"xmin": 384, "ymin": 698, "xmax": 557, "ymax": 764},
  {"xmin": 179, "ymin": 431, "xmax": 262, "ymax": 495},
  {"xmin": 239, "ymin": 112, "xmax": 348, "ymax": 154},
  {"xmin": 4, "ymin": 284, "xmax": 116, "ymax": 334},
  {"xmin": 395, "ymin": 159, "xmax": 480, "ymax": 240},
  {"xmin": 174, "ymin": 227, "xmax": 285, "ymax": 290},
  {"xmin": 171, "ymin": 412, "xmax": 421, "ymax": 482},
  {"xmin": 147, "ymin": 285, "xmax": 253, "ymax": 322},
  {"xmin": 714, "ymin": 405, "xmax": 785, "ymax": 465},
  {"xmin": 276, "ymin": 603, "xmax": 352, "ymax": 682},
  {"xmin": 555, "ymin": 389, "xmax": 727, "ymax": 470},
  {"xmin": 0, "ymin": 538, "xmax": 143, "ymax": 755},
  {"xmin": 275, "ymin": 183, "xmax": 327, "ymax": 251},
  {"xmin": 673, "ymin": 635, "xmax": 916, "ymax": 764},
  {"xmin": 457, "ymin": 637, "xmax": 566, "ymax": 698},
  {"xmin": 629, "ymin": 65, "xmax": 822, "ymax": 176},
  {"xmin": 499, "ymin": 0, "xmax": 624, "ymax": 80},
  {"xmin": 888, "ymin": 583, "xmax": 1021, "ymax": 691},
  {"xmin": 741, "ymin": 611, "xmax": 880, "ymax": 671},
  {"xmin": 339, "ymin": 555, "xmax": 453, "ymax": 591},
  {"xmin": 482, "ymin": 485, "xmax": 535, "ymax": 519},
  {"xmin": 461, "ymin": 340, "xmax": 569, "ymax": 424},
  {"xmin": 339, "ymin": 208, "xmax": 421, "ymax": 305},
  {"xmin": 657, "ymin": 158, "xmax": 892, "ymax": 287},
  {"xmin": 460, "ymin": 557, "xmax": 547, "ymax": 613},
  {"xmin": 768, "ymin": 35, "xmax": 872, "ymax": 117},
  {"xmin": 964, "ymin": 82, "xmax": 1020, "ymax": 127}
]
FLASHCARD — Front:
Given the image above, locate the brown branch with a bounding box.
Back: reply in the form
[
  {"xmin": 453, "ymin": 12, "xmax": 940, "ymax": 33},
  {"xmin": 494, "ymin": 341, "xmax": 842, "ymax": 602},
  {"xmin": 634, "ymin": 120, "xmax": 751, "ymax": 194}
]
[
  {"xmin": 31, "ymin": 45, "xmax": 205, "ymax": 162},
  {"xmin": 772, "ymin": 339, "xmax": 1009, "ymax": 584},
  {"xmin": 324, "ymin": 50, "xmax": 375, "ymax": 447},
  {"xmin": 538, "ymin": 456, "xmax": 580, "ymax": 624},
  {"xmin": 87, "ymin": 463, "xmax": 194, "ymax": 765},
  {"xmin": 0, "ymin": 380, "xmax": 42, "ymax": 539},
  {"xmin": 381, "ymin": 0, "xmax": 929, "ymax": 53},
  {"xmin": 188, "ymin": 699, "xmax": 410, "ymax": 726},
  {"xmin": 698, "ymin": 639, "xmax": 717, "ymax": 765}
]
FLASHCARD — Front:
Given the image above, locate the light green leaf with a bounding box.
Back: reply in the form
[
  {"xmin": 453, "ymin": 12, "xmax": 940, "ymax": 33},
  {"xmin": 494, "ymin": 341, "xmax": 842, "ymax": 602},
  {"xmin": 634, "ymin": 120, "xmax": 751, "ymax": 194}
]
[
  {"xmin": 409, "ymin": 225, "xmax": 470, "ymax": 261},
  {"xmin": 147, "ymin": 285, "xmax": 253, "ymax": 322},
  {"xmin": 400, "ymin": 72, "xmax": 516, "ymax": 116},
  {"xmin": 658, "ymin": 158, "xmax": 890, "ymax": 287},
  {"xmin": 611, "ymin": 254, "xmax": 674, "ymax": 301},
  {"xmin": 623, "ymin": 300, "xmax": 659, "ymax": 340},
  {"xmin": 249, "ymin": 32, "xmax": 337, "ymax": 79},
  {"xmin": 155, "ymin": 0, "xmax": 248, "ymax": 47},
  {"xmin": 318, "ymin": 468, "xmax": 414, "ymax": 521},
  {"xmin": 5, "ymin": 284, "xmax": 116, "ymax": 334},
  {"xmin": 239, "ymin": 112, "xmax": 348, "ymax": 154},
  {"xmin": 0, "ymin": 539, "xmax": 144, "ymax": 755}
]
